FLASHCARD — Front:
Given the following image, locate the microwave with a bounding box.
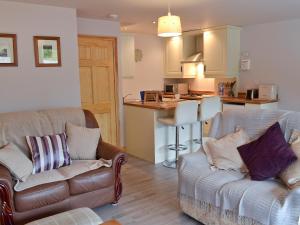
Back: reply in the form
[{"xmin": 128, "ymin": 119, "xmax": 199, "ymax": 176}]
[
  {"xmin": 259, "ymin": 84, "xmax": 278, "ymax": 100},
  {"xmin": 165, "ymin": 83, "xmax": 189, "ymax": 95}
]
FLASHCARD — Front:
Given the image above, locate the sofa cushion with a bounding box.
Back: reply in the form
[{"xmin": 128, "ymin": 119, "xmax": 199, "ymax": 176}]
[
  {"xmin": 25, "ymin": 207, "xmax": 103, "ymax": 225},
  {"xmin": 68, "ymin": 167, "xmax": 113, "ymax": 195},
  {"xmin": 0, "ymin": 144, "xmax": 33, "ymax": 181},
  {"xmin": 206, "ymin": 129, "xmax": 250, "ymax": 171},
  {"xmin": 238, "ymin": 122, "xmax": 297, "ymax": 181},
  {"xmin": 15, "ymin": 181, "xmax": 69, "ymax": 212},
  {"xmin": 26, "ymin": 133, "xmax": 71, "ymax": 174},
  {"xmin": 66, "ymin": 123, "xmax": 100, "ymax": 160},
  {"xmin": 280, "ymin": 129, "xmax": 300, "ymax": 188}
]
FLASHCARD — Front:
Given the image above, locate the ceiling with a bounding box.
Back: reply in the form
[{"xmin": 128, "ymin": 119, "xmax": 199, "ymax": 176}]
[{"xmin": 8, "ymin": 0, "xmax": 300, "ymax": 34}]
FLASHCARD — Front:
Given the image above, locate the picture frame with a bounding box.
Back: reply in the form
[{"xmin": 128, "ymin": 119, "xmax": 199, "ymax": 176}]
[
  {"xmin": 0, "ymin": 33, "xmax": 18, "ymax": 67},
  {"xmin": 33, "ymin": 36, "xmax": 61, "ymax": 67}
]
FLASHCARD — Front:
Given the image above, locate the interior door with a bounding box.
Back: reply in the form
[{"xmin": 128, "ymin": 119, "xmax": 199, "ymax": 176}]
[{"xmin": 78, "ymin": 35, "xmax": 119, "ymax": 145}]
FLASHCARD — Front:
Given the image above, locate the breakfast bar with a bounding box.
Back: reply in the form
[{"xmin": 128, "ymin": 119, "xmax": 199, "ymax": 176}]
[{"xmin": 124, "ymin": 101, "xmax": 200, "ymax": 164}]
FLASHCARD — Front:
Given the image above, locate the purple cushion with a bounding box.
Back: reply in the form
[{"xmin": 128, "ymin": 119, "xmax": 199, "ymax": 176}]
[{"xmin": 237, "ymin": 122, "xmax": 297, "ymax": 181}]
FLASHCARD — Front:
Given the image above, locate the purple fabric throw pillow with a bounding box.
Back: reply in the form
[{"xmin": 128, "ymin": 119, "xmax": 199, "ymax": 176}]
[{"xmin": 237, "ymin": 122, "xmax": 297, "ymax": 181}]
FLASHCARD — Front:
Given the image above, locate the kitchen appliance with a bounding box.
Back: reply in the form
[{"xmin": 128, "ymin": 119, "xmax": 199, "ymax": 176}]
[
  {"xmin": 246, "ymin": 89, "xmax": 259, "ymax": 100},
  {"xmin": 164, "ymin": 83, "xmax": 189, "ymax": 95},
  {"xmin": 259, "ymin": 84, "xmax": 278, "ymax": 100}
]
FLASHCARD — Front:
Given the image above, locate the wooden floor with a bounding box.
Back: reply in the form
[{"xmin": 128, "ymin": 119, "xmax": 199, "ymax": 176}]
[{"xmin": 94, "ymin": 156, "xmax": 202, "ymax": 225}]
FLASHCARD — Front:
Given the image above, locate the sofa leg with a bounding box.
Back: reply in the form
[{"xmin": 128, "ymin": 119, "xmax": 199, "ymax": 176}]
[
  {"xmin": 111, "ymin": 202, "xmax": 119, "ymax": 206},
  {"xmin": 0, "ymin": 183, "xmax": 14, "ymax": 225},
  {"xmin": 114, "ymin": 155, "xmax": 127, "ymax": 203}
]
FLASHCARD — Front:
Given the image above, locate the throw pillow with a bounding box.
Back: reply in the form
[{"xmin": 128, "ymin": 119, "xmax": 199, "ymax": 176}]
[
  {"xmin": 66, "ymin": 123, "xmax": 100, "ymax": 160},
  {"xmin": 0, "ymin": 144, "xmax": 33, "ymax": 181},
  {"xmin": 202, "ymin": 137, "xmax": 216, "ymax": 165},
  {"xmin": 280, "ymin": 129, "xmax": 300, "ymax": 188},
  {"xmin": 26, "ymin": 133, "xmax": 71, "ymax": 174},
  {"xmin": 238, "ymin": 122, "xmax": 297, "ymax": 181},
  {"xmin": 206, "ymin": 129, "xmax": 250, "ymax": 171}
]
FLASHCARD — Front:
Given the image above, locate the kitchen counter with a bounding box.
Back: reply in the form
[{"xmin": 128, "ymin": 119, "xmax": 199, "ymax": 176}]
[
  {"xmin": 124, "ymin": 101, "xmax": 179, "ymax": 110},
  {"xmin": 221, "ymin": 97, "xmax": 278, "ymax": 104},
  {"xmin": 124, "ymin": 100, "xmax": 200, "ymax": 164}
]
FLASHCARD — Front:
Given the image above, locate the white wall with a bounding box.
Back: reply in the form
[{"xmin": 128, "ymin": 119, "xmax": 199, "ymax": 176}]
[
  {"xmin": 122, "ymin": 33, "xmax": 164, "ymax": 99},
  {"xmin": 239, "ymin": 19, "xmax": 300, "ymax": 111},
  {"xmin": 0, "ymin": 1, "xmax": 80, "ymax": 112}
]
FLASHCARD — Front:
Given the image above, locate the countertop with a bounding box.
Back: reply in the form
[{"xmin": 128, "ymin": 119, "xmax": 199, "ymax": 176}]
[
  {"xmin": 124, "ymin": 97, "xmax": 278, "ymax": 110},
  {"xmin": 221, "ymin": 97, "xmax": 278, "ymax": 104},
  {"xmin": 124, "ymin": 101, "xmax": 178, "ymax": 110}
]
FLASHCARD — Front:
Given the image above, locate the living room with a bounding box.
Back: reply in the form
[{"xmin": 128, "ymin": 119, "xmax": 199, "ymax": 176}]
[{"xmin": 0, "ymin": 0, "xmax": 300, "ymax": 225}]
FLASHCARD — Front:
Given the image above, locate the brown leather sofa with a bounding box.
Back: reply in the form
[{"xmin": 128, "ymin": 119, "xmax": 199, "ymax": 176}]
[{"xmin": 0, "ymin": 109, "xmax": 127, "ymax": 225}]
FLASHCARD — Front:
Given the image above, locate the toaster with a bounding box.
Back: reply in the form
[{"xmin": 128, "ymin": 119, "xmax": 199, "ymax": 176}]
[{"xmin": 258, "ymin": 84, "xmax": 278, "ymax": 100}]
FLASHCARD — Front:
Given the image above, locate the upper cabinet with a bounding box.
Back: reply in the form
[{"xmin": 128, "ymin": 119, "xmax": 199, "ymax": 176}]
[
  {"xmin": 203, "ymin": 26, "xmax": 241, "ymax": 78},
  {"xmin": 164, "ymin": 36, "xmax": 184, "ymax": 78},
  {"xmin": 163, "ymin": 25, "xmax": 241, "ymax": 78}
]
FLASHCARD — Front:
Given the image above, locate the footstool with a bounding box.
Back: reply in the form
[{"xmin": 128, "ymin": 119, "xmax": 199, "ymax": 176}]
[{"xmin": 25, "ymin": 208, "xmax": 104, "ymax": 225}]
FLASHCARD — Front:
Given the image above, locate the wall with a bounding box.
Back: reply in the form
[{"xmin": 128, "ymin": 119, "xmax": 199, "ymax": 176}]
[
  {"xmin": 239, "ymin": 19, "xmax": 300, "ymax": 111},
  {"xmin": 122, "ymin": 33, "xmax": 164, "ymax": 99},
  {"xmin": 77, "ymin": 17, "xmax": 125, "ymax": 146},
  {"xmin": 0, "ymin": 1, "xmax": 80, "ymax": 112}
]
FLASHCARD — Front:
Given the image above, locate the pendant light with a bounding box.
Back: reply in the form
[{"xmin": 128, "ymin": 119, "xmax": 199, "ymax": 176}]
[{"xmin": 157, "ymin": 3, "xmax": 182, "ymax": 37}]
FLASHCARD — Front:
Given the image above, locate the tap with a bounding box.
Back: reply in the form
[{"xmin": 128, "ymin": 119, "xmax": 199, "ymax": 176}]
[{"xmin": 123, "ymin": 94, "xmax": 132, "ymax": 103}]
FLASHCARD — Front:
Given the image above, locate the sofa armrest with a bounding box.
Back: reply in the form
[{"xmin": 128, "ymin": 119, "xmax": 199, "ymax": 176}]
[
  {"xmin": 96, "ymin": 141, "xmax": 127, "ymax": 204},
  {"xmin": 97, "ymin": 141, "xmax": 127, "ymax": 168},
  {"xmin": 0, "ymin": 165, "xmax": 14, "ymax": 225}
]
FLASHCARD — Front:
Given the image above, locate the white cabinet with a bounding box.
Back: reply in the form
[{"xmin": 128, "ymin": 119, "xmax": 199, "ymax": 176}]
[
  {"xmin": 223, "ymin": 102, "xmax": 278, "ymax": 111},
  {"xmin": 203, "ymin": 26, "xmax": 241, "ymax": 78},
  {"xmin": 164, "ymin": 36, "xmax": 184, "ymax": 78},
  {"xmin": 121, "ymin": 33, "xmax": 135, "ymax": 78}
]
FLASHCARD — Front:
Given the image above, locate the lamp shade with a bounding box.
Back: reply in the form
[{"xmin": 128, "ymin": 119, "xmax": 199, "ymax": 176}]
[{"xmin": 158, "ymin": 12, "xmax": 182, "ymax": 37}]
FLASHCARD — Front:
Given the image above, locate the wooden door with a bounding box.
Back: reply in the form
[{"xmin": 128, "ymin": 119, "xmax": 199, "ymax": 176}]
[{"xmin": 78, "ymin": 35, "xmax": 119, "ymax": 145}]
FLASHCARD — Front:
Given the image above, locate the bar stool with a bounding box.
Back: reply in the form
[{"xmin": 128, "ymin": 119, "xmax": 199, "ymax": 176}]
[
  {"xmin": 158, "ymin": 101, "xmax": 198, "ymax": 168},
  {"xmin": 195, "ymin": 96, "xmax": 222, "ymax": 145}
]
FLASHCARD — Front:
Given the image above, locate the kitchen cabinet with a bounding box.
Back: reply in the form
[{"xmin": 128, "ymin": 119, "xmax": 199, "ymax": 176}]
[
  {"xmin": 164, "ymin": 36, "xmax": 184, "ymax": 78},
  {"xmin": 203, "ymin": 26, "xmax": 241, "ymax": 78},
  {"xmin": 223, "ymin": 102, "xmax": 278, "ymax": 111},
  {"xmin": 121, "ymin": 33, "xmax": 135, "ymax": 78}
]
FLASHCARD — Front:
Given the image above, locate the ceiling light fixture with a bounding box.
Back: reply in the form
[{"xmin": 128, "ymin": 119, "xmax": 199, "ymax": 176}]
[{"xmin": 157, "ymin": 3, "xmax": 182, "ymax": 37}]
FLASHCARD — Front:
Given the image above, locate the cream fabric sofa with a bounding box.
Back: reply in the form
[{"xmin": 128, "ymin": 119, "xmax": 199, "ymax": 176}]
[{"xmin": 178, "ymin": 109, "xmax": 300, "ymax": 225}]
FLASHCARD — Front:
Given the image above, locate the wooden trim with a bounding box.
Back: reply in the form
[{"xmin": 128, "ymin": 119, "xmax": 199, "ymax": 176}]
[
  {"xmin": 0, "ymin": 33, "xmax": 18, "ymax": 67},
  {"xmin": 78, "ymin": 35, "xmax": 120, "ymax": 146},
  {"xmin": 33, "ymin": 36, "xmax": 62, "ymax": 67}
]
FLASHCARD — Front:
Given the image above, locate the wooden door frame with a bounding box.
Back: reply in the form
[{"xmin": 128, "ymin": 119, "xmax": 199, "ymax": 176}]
[{"xmin": 78, "ymin": 34, "xmax": 120, "ymax": 146}]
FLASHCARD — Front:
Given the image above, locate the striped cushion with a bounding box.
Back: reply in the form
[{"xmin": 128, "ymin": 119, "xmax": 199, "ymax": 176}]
[{"xmin": 26, "ymin": 133, "xmax": 71, "ymax": 174}]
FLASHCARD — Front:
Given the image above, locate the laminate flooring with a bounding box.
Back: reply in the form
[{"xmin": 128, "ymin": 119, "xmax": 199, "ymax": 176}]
[{"xmin": 94, "ymin": 156, "xmax": 202, "ymax": 225}]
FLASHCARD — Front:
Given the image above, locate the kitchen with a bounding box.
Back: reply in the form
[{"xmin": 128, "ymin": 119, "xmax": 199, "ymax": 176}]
[{"xmin": 121, "ymin": 26, "xmax": 278, "ymax": 164}]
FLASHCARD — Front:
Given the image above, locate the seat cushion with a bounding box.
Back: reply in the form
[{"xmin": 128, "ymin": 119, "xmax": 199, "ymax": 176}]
[
  {"xmin": 15, "ymin": 181, "xmax": 69, "ymax": 212},
  {"xmin": 68, "ymin": 167, "xmax": 114, "ymax": 195},
  {"xmin": 25, "ymin": 207, "xmax": 103, "ymax": 225}
]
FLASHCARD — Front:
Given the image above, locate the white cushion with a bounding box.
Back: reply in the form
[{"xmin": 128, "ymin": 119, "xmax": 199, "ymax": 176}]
[
  {"xmin": 206, "ymin": 129, "xmax": 250, "ymax": 171},
  {"xmin": 280, "ymin": 129, "xmax": 300, "ymax": 188},
  {"xmin": 25, "ymin": 207, "xmax": 103, "ymax": 225},
  {"xmin": 202, "ymin": 137, "xmax": 217, "ymax": 165},
  {"xmin": 66, "ymin": 123, "xmax": 100, "ymax": 160},
  {"xmin": 0, "ymin": 144, "xmax": 33, "ymax": 181}
]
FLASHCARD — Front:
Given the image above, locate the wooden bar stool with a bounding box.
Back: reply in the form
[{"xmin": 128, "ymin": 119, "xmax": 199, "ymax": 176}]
[{"xmin": 158, "ymin": 101, "xmax": 198, "ymax": 168}]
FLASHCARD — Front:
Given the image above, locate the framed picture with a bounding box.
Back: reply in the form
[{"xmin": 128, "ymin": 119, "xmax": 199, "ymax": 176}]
[
  {"xmin": 33, "ymin": 36, "xmax": 61, "ymax": 67},
  {"xmin": 0, "ymin": 33, "xmax": 18, "ymax": 67}
]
